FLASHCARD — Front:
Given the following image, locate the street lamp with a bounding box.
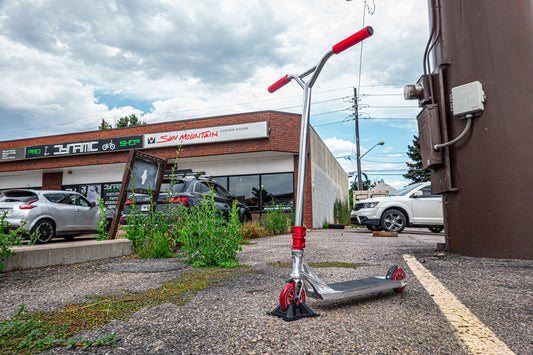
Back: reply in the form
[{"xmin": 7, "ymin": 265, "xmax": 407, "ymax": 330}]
[{"xmin": 356, "ymin": 141, "xmax": 384, "ymax": 190}]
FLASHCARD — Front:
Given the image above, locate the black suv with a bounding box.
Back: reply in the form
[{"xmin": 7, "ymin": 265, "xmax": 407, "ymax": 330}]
[{"xmin": 120, "ymin": 170, "xmax": 252, "ymax": 224}]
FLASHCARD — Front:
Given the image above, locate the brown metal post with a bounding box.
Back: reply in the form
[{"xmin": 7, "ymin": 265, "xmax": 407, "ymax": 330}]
[{"xmin": 422, "ymin": 0, "xmax": 533, "ymax": 259}]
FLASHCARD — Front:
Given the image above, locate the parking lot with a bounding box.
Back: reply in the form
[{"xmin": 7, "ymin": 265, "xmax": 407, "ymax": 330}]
[{"xmin": 1, "ymin": 227, "xmax": 531, "ymax": 354}]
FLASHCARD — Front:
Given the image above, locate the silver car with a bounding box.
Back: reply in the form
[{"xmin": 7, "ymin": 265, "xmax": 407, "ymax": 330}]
[{"xmin": 0, "ymin": 189, "xmax": 101, "ymax": 243}]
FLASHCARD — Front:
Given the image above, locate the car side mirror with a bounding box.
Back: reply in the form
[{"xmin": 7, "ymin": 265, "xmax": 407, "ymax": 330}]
[{"xmin": 411, "ymin": 191, "xmax": 423, "ymax": 198}]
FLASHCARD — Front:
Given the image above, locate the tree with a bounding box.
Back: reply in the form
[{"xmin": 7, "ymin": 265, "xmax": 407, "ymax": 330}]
[
  {"xmin": 98, "ymin": 118, "xmax": 112, "ymax": 130},
  {"xmin": 116, "ymin": 114, "xmax": 145, "ymax": 128},
  {"xmin": 98, "ymin": 114, "xmax": 146, "ymax": 130},
  {"xmin": 403, "ymin": 135, "xmax": 431, "ymax": 183}
]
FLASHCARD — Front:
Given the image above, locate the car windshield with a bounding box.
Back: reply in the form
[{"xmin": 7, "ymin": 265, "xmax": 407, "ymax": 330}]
[
  {"xmin": 1, "ymin": 190, "xmax": 39, "ymax": 202},
  {"xmin": 390, "ymin": 183, "xmax": 424, "ymax": 196},
  {"xmin": 160, "ymin": 180, "xmax": 186, "ymax": 193}
]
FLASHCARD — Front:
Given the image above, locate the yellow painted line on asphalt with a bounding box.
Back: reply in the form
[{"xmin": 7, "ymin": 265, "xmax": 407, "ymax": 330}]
[{"xmin": 402, "ymin": 254, "xmax": 515, "ymax": 355}]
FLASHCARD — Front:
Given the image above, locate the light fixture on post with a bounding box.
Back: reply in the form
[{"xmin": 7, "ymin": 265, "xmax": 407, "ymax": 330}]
[{"xmin": 356, "ymin": 141, "xmax": 384, "ymax": 190}]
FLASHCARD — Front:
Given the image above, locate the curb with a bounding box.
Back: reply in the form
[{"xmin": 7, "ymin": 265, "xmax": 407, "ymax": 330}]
[{"xmin": 3, "ymin": 239, "xmax": 133, "ymax": 272}]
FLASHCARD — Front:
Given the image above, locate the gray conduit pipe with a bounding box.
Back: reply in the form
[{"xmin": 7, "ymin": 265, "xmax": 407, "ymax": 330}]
[{"xmin": 434, "ymin": 115, "xmax": 473, "ymax": 151}]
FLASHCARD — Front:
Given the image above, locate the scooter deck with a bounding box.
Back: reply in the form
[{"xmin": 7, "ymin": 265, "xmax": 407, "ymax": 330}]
[
  {"xmin": 307, "ymin": 277, "xmax": 404, "ymax": 301},
  {"xmin": 328, "ymin": 277, "xmax": 394, "ymax": 291}
]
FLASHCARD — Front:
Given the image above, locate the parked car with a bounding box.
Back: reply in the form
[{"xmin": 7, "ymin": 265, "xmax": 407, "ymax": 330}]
[
  {"xmin": 350, "ymin": 182, "xmax": 444, "ymax": 233},
  {"xmin": 0, "ymin": 189, "xmax": 103, "ymax": 243},
  {"xmin": 120, "ymin": 171, "xmax": 252, "ymax": 224}
]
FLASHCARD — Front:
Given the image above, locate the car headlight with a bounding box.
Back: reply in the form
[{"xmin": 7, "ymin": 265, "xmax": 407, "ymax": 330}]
[{"xmin": 360, "ymin": 201, "xmax": 379, "ymax": 209}]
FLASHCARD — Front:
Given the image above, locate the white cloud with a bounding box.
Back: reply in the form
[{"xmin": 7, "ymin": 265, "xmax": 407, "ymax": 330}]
[{"xmin": 0, "ymin": 0, "xmax": 428, "ymax": 189}]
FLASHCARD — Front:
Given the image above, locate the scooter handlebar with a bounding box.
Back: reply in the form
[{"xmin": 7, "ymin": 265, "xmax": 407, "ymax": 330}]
[
  {"xmin": 332, "ymin": 26, "xmax": 374, "ymax": 54},
  {"xmin": 268, "ymin": 75, "xmax": 291, "ymax": 93}
]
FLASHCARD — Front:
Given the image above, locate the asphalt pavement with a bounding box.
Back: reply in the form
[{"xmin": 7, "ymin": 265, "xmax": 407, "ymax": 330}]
[{"xmin": 1, "ymin": 227, "xmax": 531, "ymax": 354}]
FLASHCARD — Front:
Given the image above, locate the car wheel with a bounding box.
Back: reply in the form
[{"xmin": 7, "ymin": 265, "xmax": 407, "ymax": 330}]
[
  {"xmin": 428, "ymin": 226, "xmax": 444, "ymax": 233},
  {"xmin": 240, "ymin": 211, "xmax": 251, "ymax": 223},
  {"xmin": 32, "ymin": 220, "xmax": 55, "ymax": 244},
  {"xmin": 366, "ymin": 225, "xmax": 383, "ymax": 232},
  {"xmin": 380, "ymin": 209, "xmax": 407, "ymax": 233}
]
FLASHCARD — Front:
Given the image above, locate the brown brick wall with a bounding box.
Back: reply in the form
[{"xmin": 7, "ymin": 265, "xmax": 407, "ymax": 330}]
[{"xmin": 0, "ymin": 111, "xmax": 301, "ymax": 173}]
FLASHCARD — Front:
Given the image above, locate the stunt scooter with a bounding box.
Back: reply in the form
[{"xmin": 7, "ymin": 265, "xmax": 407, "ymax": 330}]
[{"xmin": 267, "ymin": 26, "xmax": 406, "ymax": 321}]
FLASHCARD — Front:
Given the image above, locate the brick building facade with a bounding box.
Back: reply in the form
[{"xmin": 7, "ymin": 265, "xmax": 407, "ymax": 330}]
[{"xmin": 0, "ymin": 111, "xmax": 348, "ymax": 228}]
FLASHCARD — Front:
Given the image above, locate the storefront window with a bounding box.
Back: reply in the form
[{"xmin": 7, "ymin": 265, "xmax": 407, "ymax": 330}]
[
  {"xmin": 229, "ymin": 175, "xmax": 260, "ymax": 211},
  {"xmin": 211, "ymin": 176, "xmax": 228, "ymax": 189},
  {"xmin": 261, "ymin": 173, "xmax": 294, "ymax": 210}
]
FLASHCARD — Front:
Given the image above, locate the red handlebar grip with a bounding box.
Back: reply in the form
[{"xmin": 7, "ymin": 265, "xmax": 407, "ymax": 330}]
[
  {"xmin": 332, "ymin": 26, "xmax": 374, "ymax": 54},
  {"xmin": 268, "ymin": 75, "xmax": 290, "ymax": 93}
]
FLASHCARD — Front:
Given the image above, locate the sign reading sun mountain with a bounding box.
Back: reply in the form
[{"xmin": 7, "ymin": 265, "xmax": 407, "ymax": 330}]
[
  {"xmin": 144, "ymin": 121, "xmax": 269, "ymax": 148},
  {"xmin": 25, "ymin": 135, "xmax": 143, "ymax": 159}
]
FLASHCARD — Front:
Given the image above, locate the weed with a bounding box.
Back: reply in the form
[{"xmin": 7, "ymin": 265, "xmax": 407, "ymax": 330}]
[
  {"xmin": 95, "ymin": 198, "xmax": 110, "ymax": 241},
  {"xmin": 262, "ymin": 203, "xmax": 291, "ymax": 235},
  {"xmin": 333, "ymin": 198, "xmax": 350, "ymax": 225},
  {"xmin": 0, "ymin": 212, "xmax": 31, "ymax": 273},
  {"xmin": 0, "ymin": 267, "xmax": 259, "ymax": 354},
  {"xmin": 177, "ymin": 194, "xmax": 242, "ymax": 268}
]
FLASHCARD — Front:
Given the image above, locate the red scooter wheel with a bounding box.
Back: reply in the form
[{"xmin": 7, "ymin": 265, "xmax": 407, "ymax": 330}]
[
  {"xmin": 279, "ymin": 282, "xmax": 306, "ymax": 311},
  {"xmin": 392, "ymin": 268, "xmax": 406, "ymax": 292}
]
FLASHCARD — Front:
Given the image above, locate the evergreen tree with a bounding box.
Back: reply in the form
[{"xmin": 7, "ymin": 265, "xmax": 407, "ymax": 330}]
[
  {"xmin": 98, "ymin": 114, "xmax": 145, "ymax": 130},
  {"xmin": 116, "ymin": 114, "xmax": 145, "ymax": 128},
  {"xmin": 403, "ymin": 135, "xmax": 431, "ymax": 183},
  {"xmin": 98, "ymin": 118, "xmax": 112, "ymax": 130}
]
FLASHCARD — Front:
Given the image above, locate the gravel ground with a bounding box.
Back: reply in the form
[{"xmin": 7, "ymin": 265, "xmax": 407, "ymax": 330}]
[{"xmin": 1, "ymin": 227, "xmax": 531, "ymax": 354}]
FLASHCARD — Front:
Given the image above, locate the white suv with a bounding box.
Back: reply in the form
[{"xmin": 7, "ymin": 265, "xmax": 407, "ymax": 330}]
[{"xmin": 350, "ymin": 182, "xmax": 443, "ymax": 233}]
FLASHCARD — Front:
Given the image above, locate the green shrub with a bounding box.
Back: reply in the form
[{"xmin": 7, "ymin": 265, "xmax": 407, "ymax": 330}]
[
  {"xmin": 263, "ymin": 203, "xmax": 291, "ymax": 235},
  {"xmin": 0, "ymin": 212, "xmax": 28, "ymax": 272},
  {"xmin": 95, "ymin": 198, "xmax": 110, "ymax": 241},
  {"xmin": 333, "ymin": 198, "xmax": 350, "ymax": 225},
  {"xmin": 123, "ymin": 194, "xmax": 178, "ymax": 259},
  {"xmin": 176, "ymin": 194, "xmax": 242, "ymax": 268}
]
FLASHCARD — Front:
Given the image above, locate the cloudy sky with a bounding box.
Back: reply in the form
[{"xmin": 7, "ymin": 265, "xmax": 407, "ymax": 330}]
[{"xmin": 0, "ymin": 0, "xmax": 430, "ymax": 189}]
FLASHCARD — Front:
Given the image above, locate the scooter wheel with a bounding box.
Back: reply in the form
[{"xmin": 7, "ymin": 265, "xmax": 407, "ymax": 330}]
[
  {"xmin": 392, "ymin": 268, "xmax": 406, "ymax": 292},
  {"xmin": 280, "ymin": 282, "xmax": 306, "ymax": 311}
]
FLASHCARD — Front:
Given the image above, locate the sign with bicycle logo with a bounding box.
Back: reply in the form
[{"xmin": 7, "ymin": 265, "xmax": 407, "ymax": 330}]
[{"xmin": 25, "ymin": 135, "xmax": 143, "ymax": 159}]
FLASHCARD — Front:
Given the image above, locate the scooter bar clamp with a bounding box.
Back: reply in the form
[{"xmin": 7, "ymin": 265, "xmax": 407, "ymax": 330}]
[{"xmin": 292, "ymin": 226, "xmax": 306, "ymax": 250}]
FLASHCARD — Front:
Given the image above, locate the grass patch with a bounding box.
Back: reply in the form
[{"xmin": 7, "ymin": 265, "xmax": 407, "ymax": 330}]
[
  {"xmin": 0, "ymin": 267, "xmax": 259, "ymax": 354},
  {"xmin": 237, "ymin": 240, "xmax": 255, "ymax": 245},
  {"xmin": 268, "ymin": 261, "xmax": 373, "ymax": 269}
]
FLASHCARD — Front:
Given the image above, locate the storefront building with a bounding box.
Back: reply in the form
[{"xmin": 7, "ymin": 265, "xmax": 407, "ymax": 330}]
[{"xmin": 0, "ymin": 111, "xmax": 348, "ymax": 228}]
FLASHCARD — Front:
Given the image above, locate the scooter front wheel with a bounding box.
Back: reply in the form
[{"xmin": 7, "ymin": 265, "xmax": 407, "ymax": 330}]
[
  {"xmin": 280, "ymin": 282, "xmax": 306, "ymax": 311},
  {"xmin": 392, "ymin": 268, "xmax": 406, "ymax": 292}
]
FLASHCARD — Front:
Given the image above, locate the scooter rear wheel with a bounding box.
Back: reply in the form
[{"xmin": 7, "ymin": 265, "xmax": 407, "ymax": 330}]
[
  {"xmin": 280, "ymin": 282, "xmax": 306, "ymax": 311},
  {"xmin": 392, "ymin": 268, "xmax": 406, "ymax": 292}
]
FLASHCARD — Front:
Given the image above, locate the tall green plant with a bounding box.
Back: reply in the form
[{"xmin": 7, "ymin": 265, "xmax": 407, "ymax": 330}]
[
  {"xmin": 0, "ymin": 212, "xmax": 28, "ymax": 272},
  {"xmin": 333, "ymin": 198, "xmax": 350, "ymax": 225},
  {"xmin": 95, "ymin": 198, "xmax": 110, "ymax": 241},
  {"xmin": 123, "ymin": 192, "xmax": 178, "ymax": 259},
  {"xmin": 263, "ymin": 203, "xmax": 291, "ymax": 235},
  {"xmin": 177, "ymin": 194, "xmax": 242, "ymax": 268}
]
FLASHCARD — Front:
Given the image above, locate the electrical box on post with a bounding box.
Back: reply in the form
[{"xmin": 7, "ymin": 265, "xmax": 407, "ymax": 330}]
[
  {"xmin": 417, "ymin": 104, "xmax": 443, "ymax": 169},
  {"xmin": 451, "ymin": 81, "xmax": 486, "ymax": 117}
]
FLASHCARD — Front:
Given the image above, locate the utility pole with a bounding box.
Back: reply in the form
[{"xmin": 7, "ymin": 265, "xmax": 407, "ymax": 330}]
[{"xmin": 354, "ymin": 87, "xmax": 363, "ymax": 191}]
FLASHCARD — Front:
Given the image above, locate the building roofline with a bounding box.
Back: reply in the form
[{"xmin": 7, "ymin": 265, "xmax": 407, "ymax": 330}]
[{"xmin": 1, "ymin": 110, "xmax": 300, "ymax": 146}]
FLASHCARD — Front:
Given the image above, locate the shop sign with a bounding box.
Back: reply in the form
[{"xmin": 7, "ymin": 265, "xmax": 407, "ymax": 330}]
[
  {"xmin": 25, "ymin": 135, "xmax": 143, "ymax": 159},
  {"xmin": 144, "ymin": 121, "xmax": 269, "ymax": 148},
  {"xmin": 0, "ymin": 147, "xmax": 25, "ymax": 162}
]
